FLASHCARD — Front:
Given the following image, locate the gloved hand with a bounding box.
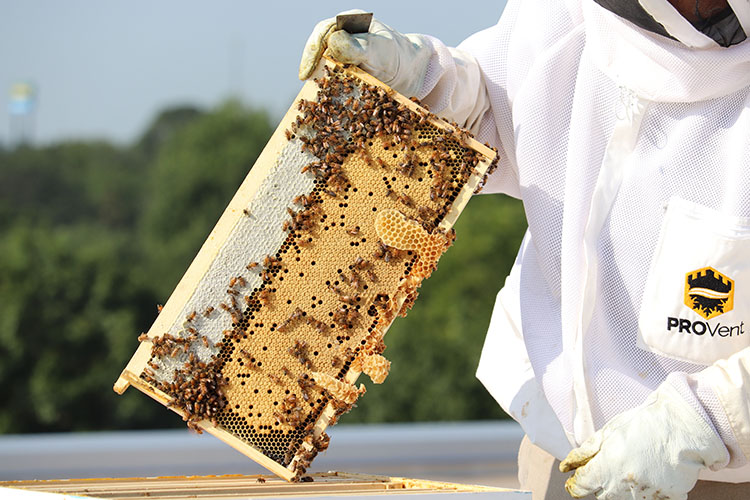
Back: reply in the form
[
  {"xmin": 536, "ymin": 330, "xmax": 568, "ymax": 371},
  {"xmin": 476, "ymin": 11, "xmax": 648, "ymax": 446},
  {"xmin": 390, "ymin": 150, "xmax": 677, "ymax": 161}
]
[
  {"xmin": 559, "ymin": 382, "xmax": 728, "ymax": 499},
  {"xmin": 299, "ymin": 9, "xmax": 432, "ymax": 98}
]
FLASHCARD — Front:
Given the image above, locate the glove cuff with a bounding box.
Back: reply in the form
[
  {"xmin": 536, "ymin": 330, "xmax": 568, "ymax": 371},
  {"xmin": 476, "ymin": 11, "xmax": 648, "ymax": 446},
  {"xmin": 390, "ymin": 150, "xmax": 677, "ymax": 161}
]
[{"xmin": 661, "ymin": 373, "xmax": 731, "ymax": 470}]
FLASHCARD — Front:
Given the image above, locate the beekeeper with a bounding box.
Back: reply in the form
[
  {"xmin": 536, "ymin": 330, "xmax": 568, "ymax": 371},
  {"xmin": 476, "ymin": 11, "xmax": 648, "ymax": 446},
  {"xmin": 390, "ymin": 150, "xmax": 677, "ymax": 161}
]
[{"xmin": 300, "ymin": 1, "xmax": 750, "ymax": 499}]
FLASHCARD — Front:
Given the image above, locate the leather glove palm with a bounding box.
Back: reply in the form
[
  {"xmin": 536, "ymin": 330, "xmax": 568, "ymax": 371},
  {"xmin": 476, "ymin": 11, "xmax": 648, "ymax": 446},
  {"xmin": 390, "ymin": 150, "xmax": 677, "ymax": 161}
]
[
  {"xmin": 299, "ymin": 10, "xmax": 432, "ymax": 98},
  {"xmin": 559, "ymin": 383, "xmax": 728, "ymax": 500}
]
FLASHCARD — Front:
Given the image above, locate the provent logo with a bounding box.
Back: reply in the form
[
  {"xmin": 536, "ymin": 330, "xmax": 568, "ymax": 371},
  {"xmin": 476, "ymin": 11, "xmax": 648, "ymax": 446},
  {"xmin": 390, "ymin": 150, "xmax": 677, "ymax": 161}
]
[{"xmin": 684, "ymin": 267, "xmax": 734, "ymax": 320}]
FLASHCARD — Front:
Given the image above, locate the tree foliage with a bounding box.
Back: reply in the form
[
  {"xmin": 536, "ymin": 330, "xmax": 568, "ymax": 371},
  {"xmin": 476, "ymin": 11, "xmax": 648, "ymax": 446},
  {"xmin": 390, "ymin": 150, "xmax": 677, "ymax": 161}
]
[{"xmin": 0, "ymin": 100, "xmax": 526, "ymax": 433}]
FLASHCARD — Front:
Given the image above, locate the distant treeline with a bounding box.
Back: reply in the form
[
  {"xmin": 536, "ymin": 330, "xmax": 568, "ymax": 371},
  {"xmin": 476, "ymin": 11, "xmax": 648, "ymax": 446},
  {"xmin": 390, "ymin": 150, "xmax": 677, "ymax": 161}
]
[{"xmin": 0, "ymin": 100, "xmax": 527, "ymax": 434}]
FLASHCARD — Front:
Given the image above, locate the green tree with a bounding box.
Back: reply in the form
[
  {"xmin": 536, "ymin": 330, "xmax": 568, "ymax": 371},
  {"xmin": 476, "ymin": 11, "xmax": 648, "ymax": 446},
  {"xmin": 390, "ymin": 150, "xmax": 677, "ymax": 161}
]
[
  {"xmin": 0, "ymin": 223, "xmax": 167, "ymax": 432},
  {"xmin": 0, "ymin": 100, "xmax": 275, "ymax": 433},
  {"xmin": 0, "ymin": 97, "xmax": 528, "ymax": 434},
  {"xmin": 0, "ymin": 142, "xmax": 146, "ymax": 230},
  {"xmin": 136, "ymin": 105, "xmax": 205, "ymax": 159},
  {"xmin": 140, "ymin": 100, "xmax": 274, "ymax": 299}
]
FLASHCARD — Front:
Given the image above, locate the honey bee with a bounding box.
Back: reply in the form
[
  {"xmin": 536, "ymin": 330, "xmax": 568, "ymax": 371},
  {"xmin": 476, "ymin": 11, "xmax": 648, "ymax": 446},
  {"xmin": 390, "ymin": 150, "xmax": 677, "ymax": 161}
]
[
  {"xmin": 311, "ymin": 319, "xmax": 328, "ymax": 333},
  {"xmin": 297, "ymin": 374, "xmax": 315, "ymax": 392},
  {"xmin": 338, "ymin": 294, "xmax": 358, "ymax": 305},
  {"xmin": 246, "ymin": 261, "xmax": 259, "ymax": 270},
  {"xmin": 281, "ymin": 366, "xmax": 293, "ymax": 378},
  {"xmin": 268, "ymin": 374, "xmax": 283, "ymax": 385},
  {"xmin": 156, "ymin": 304, "xmax": 164, "ymax": 313},
  {"xmin": 418, "ymin": 205, "xmax": 438, "ymax": 220},
  {"xmin": 349, "ymin": 270, "xmax": 362, "ymax": 290},
  {"xmin": 284, "ymin": 393, "xmax": 298, "ymax": 408},
  {"xmin": 397, "ymin": 160, "xmax": 416, "ymax": 178},
  {"xmin": 138, "ymin": 333, "xmax": 149, "ymax": 342},
  {"xmin": 366, "ymin": 270, "xmax": 378, "ymax": 282},
  {"xmin": 333, "ymin": 307, "xmax": 349, "ymax": 328},
  {"xmin": 287, "ymin": 411, "xmax": 302, "ymax": 428},
  {"xmin": 290, "ymin": 340, "xmax": 312, "ymax": 368},
  {"xmin": 294, "ymin": 194, "xmax": 313, "ymax": 207},
  {"xmin": 346, "ymin": 308, "xmax": 361, "ymax": 324},
  {"xmin": 264, "ymin": 255, "xmax": 280, "ymax": 268},
  {"xmin": 273, "ymin": 411, "xmax": 288, "ymax": 426},
  {"xmin": 201, "ymin": 336, "xmax": 210, "ymax": 348},
  {"xmin": 373, "ymin": 294, "xmax": 389, "ymax": 309},
  {"xmin": 148, "ymin": 361, "xmax": 159, "ymax": 370},
  {"xmin": 278, "ymin": 308, "xmax": 303, "ymax": 333},
  {"xmin": 353, "ymin": 257, "xmax": 370, "ymax": 270},
  {"xmin": 258, "ymin": 289, "xmax": 271, "ymax": 307},
  {"xmin": 358, "ymin": 149, "xmax": 374, "ymax": 167},
  {"xmin": 243, "ymin": 209, "xmax": 252, "ymax": 217},
  {"xmin": 313, "ymin": 433, "xmax": 331, "ymax": 452},
  {"xmin": 346, "ymin": 226, "xmax": 360, "ymax": 236},
  {"xmin": 398, "ymin": 192, "xmax": 415, "ymax": 208},
  {"xmin": 457, "ymin": 128, "xmax": 472, "ymax": 143},
  {"xmin": 203, "ymin": 306, "xmax": 215, "ymax": 317},
  {"xmin": 257, "ymin": 476, "xmax": 267, "ymax": 484},
  {"xmin": 185, "ymin": 311, "xmax": 197, "ymax": 323}
]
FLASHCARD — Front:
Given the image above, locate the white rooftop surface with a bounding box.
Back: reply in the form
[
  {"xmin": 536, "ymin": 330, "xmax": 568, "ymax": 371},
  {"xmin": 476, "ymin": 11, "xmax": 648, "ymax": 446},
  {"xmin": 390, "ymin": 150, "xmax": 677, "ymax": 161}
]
[{"xmin": 0, "ymin": 421, "xmax": 523, "ymax": 489}]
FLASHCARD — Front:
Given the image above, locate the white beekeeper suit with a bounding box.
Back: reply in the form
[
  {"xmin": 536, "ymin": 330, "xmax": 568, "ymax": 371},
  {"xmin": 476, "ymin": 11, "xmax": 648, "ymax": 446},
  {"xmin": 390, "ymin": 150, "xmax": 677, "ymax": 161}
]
[{"xmin": 301, "ymin": 0, "xmax": 750, "ymax": 497}]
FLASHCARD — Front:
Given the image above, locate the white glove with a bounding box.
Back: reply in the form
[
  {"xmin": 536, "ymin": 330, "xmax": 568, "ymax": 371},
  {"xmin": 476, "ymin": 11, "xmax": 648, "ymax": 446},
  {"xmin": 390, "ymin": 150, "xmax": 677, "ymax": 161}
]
[
  {"xmin": 299, "ymin": 10, "xmax": 432, "ymax": 98},
  {"xmin": 559, "ymin": 382, "xmax": 728, "ymax": 500}
]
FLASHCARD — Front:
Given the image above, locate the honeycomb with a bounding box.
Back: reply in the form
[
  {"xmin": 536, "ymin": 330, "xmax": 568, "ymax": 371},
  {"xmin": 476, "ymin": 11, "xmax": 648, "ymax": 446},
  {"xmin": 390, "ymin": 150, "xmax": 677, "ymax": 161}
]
[{"xmin": 115, "ymin": 60, "xmax": 498, "ymax": 481}]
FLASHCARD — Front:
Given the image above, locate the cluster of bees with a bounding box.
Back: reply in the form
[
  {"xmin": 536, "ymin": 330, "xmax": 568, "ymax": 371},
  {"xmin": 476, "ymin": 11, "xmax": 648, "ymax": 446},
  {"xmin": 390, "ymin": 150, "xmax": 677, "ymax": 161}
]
[
  {"xmin": 135, "ymin": 63, "xmax": 497, "ymax": 481},
  {"xmin": 139, "ymin": 312, "xmax": 227, "ymax": 433}
]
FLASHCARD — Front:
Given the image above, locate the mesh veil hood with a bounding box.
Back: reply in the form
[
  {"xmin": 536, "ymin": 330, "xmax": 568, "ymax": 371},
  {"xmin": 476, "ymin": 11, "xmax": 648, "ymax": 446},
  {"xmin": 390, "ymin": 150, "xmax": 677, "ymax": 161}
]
[
  {"xmin": 593, "ymin": 0, "xmax": 748, "ymax": 47},
  {"xmin": 583, "ymin": 0, "xmax": 750, "ymax": 101}
]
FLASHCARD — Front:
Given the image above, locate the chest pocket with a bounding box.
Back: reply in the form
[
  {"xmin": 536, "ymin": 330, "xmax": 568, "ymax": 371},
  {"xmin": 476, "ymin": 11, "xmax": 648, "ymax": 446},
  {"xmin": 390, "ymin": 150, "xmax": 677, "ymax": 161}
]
[{"xmin": 637, "ymin": 197, "xmax": 750, "ymax": 365}]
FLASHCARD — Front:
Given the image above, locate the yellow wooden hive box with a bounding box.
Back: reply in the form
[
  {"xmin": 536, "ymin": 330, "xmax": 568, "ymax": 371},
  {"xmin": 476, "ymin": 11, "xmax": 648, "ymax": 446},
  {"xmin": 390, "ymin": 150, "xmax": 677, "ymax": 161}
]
[{"xmin": 1, "ymin": 472, "xmax": 529, "ymax": 499}]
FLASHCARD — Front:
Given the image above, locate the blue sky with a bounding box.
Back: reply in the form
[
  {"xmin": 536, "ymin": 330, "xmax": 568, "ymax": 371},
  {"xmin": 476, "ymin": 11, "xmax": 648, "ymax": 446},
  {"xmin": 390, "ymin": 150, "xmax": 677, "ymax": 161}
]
[{"xmin": 1, "ymin": 1, "xmax": 507, "ymax": 146}]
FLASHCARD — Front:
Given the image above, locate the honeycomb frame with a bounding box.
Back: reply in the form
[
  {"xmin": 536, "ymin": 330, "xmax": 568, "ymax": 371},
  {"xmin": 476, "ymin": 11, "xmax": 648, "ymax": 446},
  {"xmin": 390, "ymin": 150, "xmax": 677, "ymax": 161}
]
[{"xmin": 114, "ymin": 58, "xmax": 497, "ymax": 481}]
